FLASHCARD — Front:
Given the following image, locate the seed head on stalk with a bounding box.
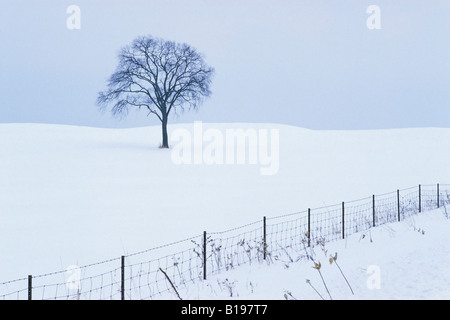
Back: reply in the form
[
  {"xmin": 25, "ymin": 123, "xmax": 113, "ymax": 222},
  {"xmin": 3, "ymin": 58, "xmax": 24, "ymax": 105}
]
[
  {"xmin": 312, "ymin": 261, "xmax": 332, "ymax": 300},
  {"xmin": 329, "ymin": 252, "xmax": 354, "ymax": 295}
]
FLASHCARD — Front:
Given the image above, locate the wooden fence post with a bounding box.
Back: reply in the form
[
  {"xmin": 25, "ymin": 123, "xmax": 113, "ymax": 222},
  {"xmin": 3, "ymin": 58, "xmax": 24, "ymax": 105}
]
[
  {"xmin": 342, "ymin": 202, "xmax": 345, "ymax": 239},
  {"xmin": 372, "ymin": 195, "xmax": 376, "ymax": 227},
  {"xmin": 203, "ymin": 231, "xmax": 207, "ymax": 280},
  {"xmin": 28, "ymin": 275, "xmax": 32, "ymax": 300},
  {"xmin": 419, "ymin": 184, "xmax": 421, "ymax": 213},
  {"xmin": 307, "ymin": 208, "xmax": 311, "ymax": 247},
  {"xmin": 263, "ymin": 216, "xmax": 267, "ymax": 260},
  {"xmin": 397, "ymin": 189, "xmax": 400, "ymax": 221},
  {"xmin": 121, "ymin": 255, "xmax": 125, "ymax": 300},
  {"xmin": 437, "ymin": 183, "xmax": 440, "ymax": 208}
]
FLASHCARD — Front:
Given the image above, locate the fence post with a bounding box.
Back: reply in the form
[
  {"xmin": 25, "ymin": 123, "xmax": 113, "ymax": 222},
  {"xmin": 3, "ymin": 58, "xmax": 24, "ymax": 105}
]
[
  {"xmin": 263, "ymin": 216, "xmax": 267, "ymax": 260},
  {"xmin": 437, "ymin": 183, "xmax": 440, "ymax": 208},
  {"xmin": 372, "ymin": 195, "xmax": 376, "ymax": 227},
  {"xmin": 203, "ymin": 231, "xmax": 207, "ymax": 280},
  {"xmin": 121, "ymin": 255, "xmax": 125, "ymax": 300},
  {"xmin": 419, "ymin": 184, "xmax": 421, "ymax": 213},
  {"xmin": 307, "ymin": 208, "xmax": 311, "ymax": 247},
  {"xmin": 397, "ymin": 189, "xmax": 400, "ymax": 221},
  {"xmin": 28, "ymin": 275, "xmax": 32, "ymax": 300},
  {"xmin": 342, "ymin": 202, "xmax": 345, "ymax": 239}
]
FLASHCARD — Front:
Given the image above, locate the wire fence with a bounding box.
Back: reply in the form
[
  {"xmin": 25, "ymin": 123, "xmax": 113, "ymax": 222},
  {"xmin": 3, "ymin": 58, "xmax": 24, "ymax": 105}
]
[{"xmin": 1, "ymin": 183, "xmax": 449, "ymax": 300}]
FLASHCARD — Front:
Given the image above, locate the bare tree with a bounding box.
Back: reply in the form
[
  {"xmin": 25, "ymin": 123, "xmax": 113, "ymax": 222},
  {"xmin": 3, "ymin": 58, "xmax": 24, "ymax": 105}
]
[{"xmin": 97, "ymin": 35, "xmax": 214, "ymax": 148}]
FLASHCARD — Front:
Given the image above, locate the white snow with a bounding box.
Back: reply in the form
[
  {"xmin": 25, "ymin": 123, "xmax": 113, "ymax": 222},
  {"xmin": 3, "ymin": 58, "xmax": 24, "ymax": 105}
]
[
  {"xmin": 174, "ymin": 208, "xmax": 450, "ymax": 300},
  {"xmin": 0, "ymin": 123, "xmax": 449, "ymax": 299}
]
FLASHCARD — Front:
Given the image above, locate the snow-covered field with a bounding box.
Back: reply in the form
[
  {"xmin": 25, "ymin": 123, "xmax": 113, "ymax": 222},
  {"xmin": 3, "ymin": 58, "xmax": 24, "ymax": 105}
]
[
  {"xmin": 169, "ymin": 207, "xmax": 450, "ymax": 300},
  {"xmin": 0, "ymin": 123, "xmax": 449, "ymax": 299}
]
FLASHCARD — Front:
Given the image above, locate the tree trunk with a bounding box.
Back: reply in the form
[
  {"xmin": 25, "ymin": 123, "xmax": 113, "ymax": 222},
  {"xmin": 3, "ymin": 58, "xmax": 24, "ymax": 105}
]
[{"xmin": 161, "ymin": 115, "xmax": 169, "ymax": 148}]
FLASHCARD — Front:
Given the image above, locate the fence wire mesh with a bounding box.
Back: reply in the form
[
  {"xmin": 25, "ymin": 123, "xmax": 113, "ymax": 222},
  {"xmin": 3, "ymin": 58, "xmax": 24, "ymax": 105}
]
[{"xmin": 1, "ymin": 184, "xmax": 449, "ymax": 300}]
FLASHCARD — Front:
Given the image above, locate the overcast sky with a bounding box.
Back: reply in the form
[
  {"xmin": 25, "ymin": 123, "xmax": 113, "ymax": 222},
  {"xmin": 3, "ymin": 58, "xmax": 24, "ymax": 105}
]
[{"xmin": 0, "ymin": 0, "xmax": 449, "ymax": 130}]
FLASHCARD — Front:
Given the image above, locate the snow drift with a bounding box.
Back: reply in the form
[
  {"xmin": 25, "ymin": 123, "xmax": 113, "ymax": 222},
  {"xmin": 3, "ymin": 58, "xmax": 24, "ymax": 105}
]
[{"xmin": 0, "ymin": 123, "xmax": 449, "ymax": 299}]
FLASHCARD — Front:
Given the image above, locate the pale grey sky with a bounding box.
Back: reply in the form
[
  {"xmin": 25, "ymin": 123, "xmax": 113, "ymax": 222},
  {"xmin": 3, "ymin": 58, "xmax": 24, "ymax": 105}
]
[{"xmin": 0, "ymin": 0, "xmax": 449, "ymax": 130}]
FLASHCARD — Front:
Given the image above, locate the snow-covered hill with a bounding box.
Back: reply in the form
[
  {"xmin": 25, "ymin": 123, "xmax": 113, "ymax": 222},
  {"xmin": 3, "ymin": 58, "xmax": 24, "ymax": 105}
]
[
  {"xmin": 0, "ymin": 123, "xmax": 449, "ymax": 297},
  {"xmin": 166, "ymin": 207, "xmax": 450, "ymax": 300}
]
